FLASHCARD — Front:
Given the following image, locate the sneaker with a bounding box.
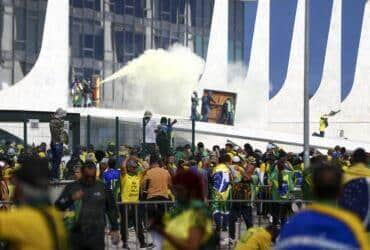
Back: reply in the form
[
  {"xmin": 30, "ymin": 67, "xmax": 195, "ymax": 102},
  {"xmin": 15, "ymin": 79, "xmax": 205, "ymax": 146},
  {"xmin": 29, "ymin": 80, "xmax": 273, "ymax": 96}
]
[
  {"xmin": 222, "ymin": 237, "xmax": 235, "ymax": 246},
  {"xmin": 122, "ymin": 243, "xmax": 130, "ymax": 250},
  {"xmin": 140, "ymin": 243, "xmax": 154, "ymax": 249}
]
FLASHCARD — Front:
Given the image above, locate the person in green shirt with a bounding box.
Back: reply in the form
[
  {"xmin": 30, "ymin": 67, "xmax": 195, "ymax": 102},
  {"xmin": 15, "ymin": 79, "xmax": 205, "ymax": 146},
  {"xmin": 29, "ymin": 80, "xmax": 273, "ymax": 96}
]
[{"xmin": 268, "ymin": 160, "xmax": 294, "ymax": 226}]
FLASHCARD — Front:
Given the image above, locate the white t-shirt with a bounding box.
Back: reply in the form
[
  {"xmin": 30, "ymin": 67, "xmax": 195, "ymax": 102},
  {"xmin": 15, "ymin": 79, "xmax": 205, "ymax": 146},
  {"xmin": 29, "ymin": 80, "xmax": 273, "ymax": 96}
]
[{"xmin": 145, "ymin": 119, "xmax": 157, "ymax": 143}]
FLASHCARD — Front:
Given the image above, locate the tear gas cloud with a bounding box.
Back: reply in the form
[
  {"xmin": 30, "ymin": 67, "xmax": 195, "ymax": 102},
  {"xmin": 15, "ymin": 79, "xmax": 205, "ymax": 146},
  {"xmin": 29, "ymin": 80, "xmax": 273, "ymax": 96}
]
[
  {"xmin": 102, "ymin": 44, "xmax": 205, "ymax": 117},
  {"xmin": 102, "ymin": 44, "xmax": 268, "ymax": 126}
]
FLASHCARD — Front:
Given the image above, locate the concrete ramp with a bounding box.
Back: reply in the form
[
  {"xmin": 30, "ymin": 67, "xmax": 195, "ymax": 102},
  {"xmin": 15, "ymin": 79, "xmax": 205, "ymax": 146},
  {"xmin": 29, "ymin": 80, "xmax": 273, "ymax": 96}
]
[{"xmin": 70, "ymin": 107, "xmax": 370, "ymax": 152}]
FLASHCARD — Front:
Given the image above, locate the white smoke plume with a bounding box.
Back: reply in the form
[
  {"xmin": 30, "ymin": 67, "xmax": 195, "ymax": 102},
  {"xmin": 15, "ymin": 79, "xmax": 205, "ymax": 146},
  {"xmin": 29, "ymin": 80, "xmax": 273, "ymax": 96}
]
[
  {"xmin": 102, "ymin": 44, "xmax": 268, "ymax": 126},
  {"xmin": 102, "ymin": 44, "xmax": 205, "ymax": 117},
  {"xmin": 220, "ymin": 61, "xmax": 269, "ymax": 128}
]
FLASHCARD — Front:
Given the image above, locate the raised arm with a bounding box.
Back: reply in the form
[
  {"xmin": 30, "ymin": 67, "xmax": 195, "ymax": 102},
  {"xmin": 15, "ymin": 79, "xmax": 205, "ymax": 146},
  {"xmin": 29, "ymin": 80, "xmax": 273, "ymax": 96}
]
[{"xmin": 120, "ymin": 157, "xmax": 128, "ymax": 176}]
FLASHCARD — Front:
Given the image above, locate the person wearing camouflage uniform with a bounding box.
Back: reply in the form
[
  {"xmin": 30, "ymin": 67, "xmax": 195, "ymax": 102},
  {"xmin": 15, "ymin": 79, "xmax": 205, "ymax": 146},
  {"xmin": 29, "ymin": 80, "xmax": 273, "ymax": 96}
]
[{"xmin": 50, "ymin": 108, "xmax": 67, "ymax": 180}]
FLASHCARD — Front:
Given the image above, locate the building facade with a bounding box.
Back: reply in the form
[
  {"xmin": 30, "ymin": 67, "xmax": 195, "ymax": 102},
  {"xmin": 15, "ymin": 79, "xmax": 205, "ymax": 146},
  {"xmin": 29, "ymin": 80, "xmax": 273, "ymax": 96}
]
[
  {"xmin": 0, "ymin": 0, "xmax": 47, "ymax": 89},
  {"xmin": 0, "ymin": 0, "xmax": 369, "ymax": 143},
  {"xmin": 69, "ymin": 0, "xmax": 218, "ymax": 106},
  {"xmin": 0, "ymin": 0, "xmax": 249, "ymax": 104}
]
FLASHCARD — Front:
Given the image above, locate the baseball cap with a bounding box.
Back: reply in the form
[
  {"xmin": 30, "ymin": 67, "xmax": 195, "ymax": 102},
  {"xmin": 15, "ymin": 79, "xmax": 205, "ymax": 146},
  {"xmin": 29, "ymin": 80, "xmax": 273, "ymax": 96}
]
[{"xmin": 232, "ymin": 156, "xmax": 241, "ymax": 163}]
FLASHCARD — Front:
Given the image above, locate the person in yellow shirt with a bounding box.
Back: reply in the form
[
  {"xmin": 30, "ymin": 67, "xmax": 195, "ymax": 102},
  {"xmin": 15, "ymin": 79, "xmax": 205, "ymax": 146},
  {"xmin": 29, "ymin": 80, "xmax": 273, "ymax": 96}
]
[
  {"xmin": 319, "ymin": 116, "xmax": 328, "ymax": 137},
  {"xmin": 343, "ymin": 148, "xmax": 370, "ymax": 184},
  {"xmin": 235, "ymin": 225, "xmax": 278, "ymax": 250},
  {"xmin": 312, "ymin": 115, "xmax": 328, "ymax": 137},
  {"xmin": 120, "ymin": 156, "xmax": 152, "ymax": 249},
  {"xmin": 0, "ymin": 156, "xmax": 68, "ymax": 250}
]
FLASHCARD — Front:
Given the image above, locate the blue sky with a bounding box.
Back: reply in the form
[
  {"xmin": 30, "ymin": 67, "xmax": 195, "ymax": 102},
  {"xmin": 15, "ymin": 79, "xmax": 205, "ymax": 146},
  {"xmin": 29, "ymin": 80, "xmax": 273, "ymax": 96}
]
[{"xmin": 242, "ymin": 0, "xmax": 366, "ymax": 100}]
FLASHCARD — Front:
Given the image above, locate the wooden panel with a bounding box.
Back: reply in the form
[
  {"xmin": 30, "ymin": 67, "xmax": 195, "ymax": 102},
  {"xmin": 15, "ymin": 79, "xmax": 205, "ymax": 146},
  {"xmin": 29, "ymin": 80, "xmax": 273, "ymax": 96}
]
[{"xmin": 204, "ymin": 89, "xmax": 236, "ymax": 125}]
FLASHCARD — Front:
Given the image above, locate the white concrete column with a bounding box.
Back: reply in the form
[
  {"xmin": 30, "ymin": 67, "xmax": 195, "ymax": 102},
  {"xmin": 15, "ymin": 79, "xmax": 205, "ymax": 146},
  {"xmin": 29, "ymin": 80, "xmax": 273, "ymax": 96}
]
[
  {"xmin": 241, "ymin": 0, "xmax": 270, "ymax": 128},
  {"xmin": 309, "ymin": 0, "xmax": 341, "ymax": 137},
  {"xmin": 0, "ymin": 0, "xmax": 69, "ymax": 110},
  {"xmin": 340, "ymin": 1, "xmax": 370, "ymax": 119},
  {"xmin": 199, "ymin": 0, "xmax": 228, "ymax": 90},
  {"xmin": 336, "ymin": 0, "xmax": 370, "ymax": 141},
  {"xmin": 268, "ymin": 0, "xmax": 305, "ymax": 132}
]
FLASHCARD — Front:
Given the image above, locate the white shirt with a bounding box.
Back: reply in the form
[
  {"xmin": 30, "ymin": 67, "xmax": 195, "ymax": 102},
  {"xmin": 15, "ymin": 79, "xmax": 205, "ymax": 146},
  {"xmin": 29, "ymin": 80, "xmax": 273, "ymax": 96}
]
[{"xmin": 145, "ymin": 119, "xmax": 157, "ymax": 143}]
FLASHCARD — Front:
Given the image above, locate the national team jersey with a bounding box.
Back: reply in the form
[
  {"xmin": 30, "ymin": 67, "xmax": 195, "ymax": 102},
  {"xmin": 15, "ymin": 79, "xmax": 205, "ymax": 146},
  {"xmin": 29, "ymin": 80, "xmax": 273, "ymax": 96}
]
[
  {"xmin": 120, "ymin": 173, "xmax": 143, "ymax": 203},
  {"xmin": 103, "ymin": 168, "xmax": 120, "ymax": 200}
]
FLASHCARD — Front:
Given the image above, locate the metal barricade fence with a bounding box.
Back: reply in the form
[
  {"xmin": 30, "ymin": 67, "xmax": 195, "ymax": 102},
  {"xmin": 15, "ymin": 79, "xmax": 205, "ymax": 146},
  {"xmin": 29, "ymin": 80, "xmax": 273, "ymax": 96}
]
[
  {"xmin": 0, "ymin": 199, "xmax": 312, "ymax": 249},
  {"xmin": 0, "ymin": 183, "xmax": 310, "ymax": 250},
  {"xmin": 0, "ymin": 181, "xmax": 309, "ymax": 249},
  {"xmin": 105, "ymin": 199, "xmax": 312, "ymax": 250}
]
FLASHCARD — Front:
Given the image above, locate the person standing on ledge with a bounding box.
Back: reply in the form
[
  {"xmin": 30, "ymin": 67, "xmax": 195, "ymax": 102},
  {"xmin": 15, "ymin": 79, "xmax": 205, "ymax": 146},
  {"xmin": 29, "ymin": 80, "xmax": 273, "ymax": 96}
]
[
  {"xmin": 191, "ymin": 91, "xmax": 200, "ymax": 120},
  {"xmin": 50, "ymin": 108, "xmax": 68, "ymax": 181},
  {"xmin": 201, "ymin": 90, "xmax": 216, "ymax": 122}
]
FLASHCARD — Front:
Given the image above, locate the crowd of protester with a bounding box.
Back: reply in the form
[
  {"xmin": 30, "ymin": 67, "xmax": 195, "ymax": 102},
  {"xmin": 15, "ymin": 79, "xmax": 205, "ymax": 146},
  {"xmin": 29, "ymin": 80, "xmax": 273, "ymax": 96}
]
[
  {"xmin": 1, "ymin": 132, "xmax": 370, "ymax": 249},
  {"xmin": 0, "ymin": 110, "xmax": 369, "ymax": 249},
  {"xmin": 70, "ymin": 78, "xmax": 99, "ymax": 107}
]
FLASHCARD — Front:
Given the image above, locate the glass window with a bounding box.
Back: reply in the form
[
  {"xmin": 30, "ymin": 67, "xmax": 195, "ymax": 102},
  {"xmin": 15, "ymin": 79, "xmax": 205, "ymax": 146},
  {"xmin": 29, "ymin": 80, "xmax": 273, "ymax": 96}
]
[
  {"xmin": 228, "ymin": 0, "xmax": 244, "ymax": 63},
  {"xmin": 194, "ymin": 35, "xmax": 203, "ymax": 57},
  {"xmin": 114, "ymin": 0, "xmax": 124, "ymax": 14},
  {"xmin": 0, "ymin": 0, "xmax": 47, "ymax": 86},
  {"xmin": 235, "ymin": 43, "xmax": 243, "ymax": 62},
  {"xmin": 135, "ymin": 0, "xmax": 145, "ymax": 17},
  {"xmin": 228, "ymin": 40, "xmax": 234, "ymax": 63},
  {"xmin": 235, "ymin": 1, "xmax": 244, "ymax": 42},
  {"xmin": 114, "ymin": 30, "xmax": 124, "ymax": 63},
  {"xmin": 161, "ymin": 0, "xmax": 171, "ymax": 21},
  {"xmin": 154, "ymin": 35, "xmax": 161, "ymax": 48},
  {"xmin": 71, "ymin": 25, "xmax": 82, "ymax": 57},
  {"xmin": 83, "ymin": 34, "xmax": 94, "ymax": 58},
  {"xmin": 95, "ymin": 30, "xmax": 104, "ymax": 60},
  {"xmin": 125, "ymin": 30, "xmax": 134, "ymax": 53},
  {"xmin": 14, "ymin": 7, "xmax": 26, "ymax": 47},
  {"xmin": 26, "ymin": 16, "xmax": 38, "ymax": 58},
  {"xmin": 204, "ymin": 0, "xmax": 214, "ymax": 27},
  {"xmin": 162, "ymin": 36, "xmax": 169, "ymax": 49},
  {"xmin": 84, "ymin": 34, "xmax": 94, "ymax": 48},
  {"xmin": 135, "ymin": 33, "xmax": 145, "ymax": 57},
  {"xmin": 84, "ymin": 68, "xmax": 94, "ymax": 79},
  {"xmin": 189, "ymin": 0, "xmax": 197, "ymax": 26},
  {"xmin": 170, "ymin": 0, "xmax": 178, "ymax": 23},
  {"xmin": 177, "ymin": 0, "xmax": 186, "ymax": 24},
  {"xmin": 228, "ymin": 0, "xmax": 235, "ymax": 40},
  {"xmin": 153, "ymin": 0, "xmax": 160, "ymax": 20},
  {"xmin": 125, "ymin": 0, "xmax": 134, "ymax": 15},
  {"xmin": 203, "ymin": 36, "xmax": 209, "ymax": 58},
  {"xmin": 72, "ymin": 0, "xmax": 83, "ymax": 8},
  {"xmin": 84, "ymin": 0, "xmax": 94, "ymax": 9},
  {"xmin": 95, "ymin": 0, "xmax": 101, "ymax": 11}
]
